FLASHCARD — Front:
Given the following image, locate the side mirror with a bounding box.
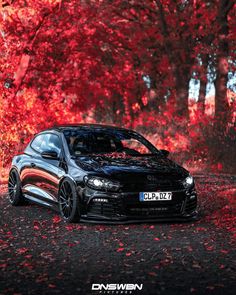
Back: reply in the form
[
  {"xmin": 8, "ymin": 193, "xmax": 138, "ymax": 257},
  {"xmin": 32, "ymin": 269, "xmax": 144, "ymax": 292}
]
[
  {"xmin": 160, "ymin": 149, "xmax": 169, "ymax": 157},
  {"xmin": 41, "ymin": 150, "xmax": 59, "ymax": 160}
]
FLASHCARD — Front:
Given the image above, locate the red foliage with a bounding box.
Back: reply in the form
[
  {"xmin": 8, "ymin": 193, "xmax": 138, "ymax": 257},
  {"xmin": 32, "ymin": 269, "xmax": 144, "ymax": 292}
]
[{"xmin": 0, "ymin": 0, "xmax": 235, "ymax": 181}]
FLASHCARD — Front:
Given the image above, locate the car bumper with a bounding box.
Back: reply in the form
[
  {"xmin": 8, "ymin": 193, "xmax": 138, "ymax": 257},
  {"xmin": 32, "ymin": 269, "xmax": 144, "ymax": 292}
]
[
  {"xmin": 80, "ymin": 187, "xmax": 198, "ymax": 224},
  {"xmin": 80, "ymin": 212, "xmax": 199, "ymax": 224}
]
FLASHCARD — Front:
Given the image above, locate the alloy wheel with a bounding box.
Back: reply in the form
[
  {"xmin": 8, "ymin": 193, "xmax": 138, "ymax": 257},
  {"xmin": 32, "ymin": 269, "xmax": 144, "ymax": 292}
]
[
  {"xmin": 59, "ymin": 181, "xmax": 74, "ymax": 219},
  {"xmin": 8, "ymin": 170, "xmax": 18, "ymax": 203}
]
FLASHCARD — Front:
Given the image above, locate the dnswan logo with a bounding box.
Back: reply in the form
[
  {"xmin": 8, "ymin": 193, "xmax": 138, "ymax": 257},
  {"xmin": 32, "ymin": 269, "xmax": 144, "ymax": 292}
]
[{"xmin": 92, "ymin": 284, "xmax": 143, "ymax": 293}]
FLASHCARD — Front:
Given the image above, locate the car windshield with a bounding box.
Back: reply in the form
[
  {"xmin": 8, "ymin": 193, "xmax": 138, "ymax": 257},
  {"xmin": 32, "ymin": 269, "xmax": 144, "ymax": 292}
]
[{"xmin": 63, "ymin": 128, "xmax": 159, "ymax": 157}]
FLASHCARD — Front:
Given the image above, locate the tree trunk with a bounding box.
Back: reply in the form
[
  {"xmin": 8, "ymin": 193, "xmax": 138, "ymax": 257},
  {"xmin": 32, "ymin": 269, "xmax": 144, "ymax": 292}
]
[
  {"xmin": 175, "ymin": 68, "xmax": 190, "ymax": 118},
  {"xmin": 198, "ymin": 79, "xmax": 207, "ymax": 115},
  {"xmin": 209, "ymin": 0, "xmax": 234, "ymax": 169},
  {"xmin": 12, "ymin": 9, "xmax": 53, "ymax": 98},
  {"xmin": 198, "ymin": 54, "xmax": 208, "ymax": 115},
  {"xmin": 155, "ymin": 0, "xmax": 192, "ymax": 119},
  {"xmin": 214, "ymin": 57, "xmax": 229, "ymax": 131},
  {"xmin": 214, "ymin": 0, "xmax": 233, "ymax": 132},
  {"xmin": 112, "ymin": 92, "xmax": 125, "ymax": 125}
]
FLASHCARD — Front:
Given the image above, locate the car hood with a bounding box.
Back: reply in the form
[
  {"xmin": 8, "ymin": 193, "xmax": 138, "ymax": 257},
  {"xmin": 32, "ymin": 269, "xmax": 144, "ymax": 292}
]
[{"xmin": 74, "ymin": 155, "xmax": 188, "ymax": 179}]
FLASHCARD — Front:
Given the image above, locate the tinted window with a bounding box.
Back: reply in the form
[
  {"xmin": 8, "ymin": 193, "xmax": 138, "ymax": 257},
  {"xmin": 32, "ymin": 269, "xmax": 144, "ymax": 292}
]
[
  {"xmin": 63, "ymin": 129, "xmax": 158, "ymax": 156},
  {"xmin": 47, "ymin": 134, "xmax": 61, "ymax": 153},
  {"xmin": 31, "ymin": 133, "xmax": 61, "ymax": 154},
  {"xmin": 40, "ymin": 134, "xmax": 50, "ymax": 153},
  {"xmin": 31, "ymin": 134, "xmax": 45, "ymax": 153}
]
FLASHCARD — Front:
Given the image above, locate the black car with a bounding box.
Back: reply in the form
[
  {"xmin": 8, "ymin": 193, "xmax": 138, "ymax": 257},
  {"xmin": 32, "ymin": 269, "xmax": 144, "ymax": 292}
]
[{"xmin": 8, "ymin": 124, "xmax": 198, "ymax": 223}]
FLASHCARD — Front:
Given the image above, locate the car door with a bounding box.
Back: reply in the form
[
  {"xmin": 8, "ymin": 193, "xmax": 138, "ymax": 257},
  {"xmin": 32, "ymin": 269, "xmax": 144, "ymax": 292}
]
[
  {"xmin": 33, "ymin": 133, "xmax": 65, "ymax": 203},
  {"xmin": 22, "ymin": 132, "xmax": 65, "ymax": 204},
  {"xmin": 20, "ymin": 133, "xmax": 46, "ymax": 196}
]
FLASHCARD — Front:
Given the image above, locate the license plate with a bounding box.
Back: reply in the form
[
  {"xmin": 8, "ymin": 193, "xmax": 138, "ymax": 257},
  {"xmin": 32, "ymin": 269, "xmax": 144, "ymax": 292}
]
[{"xmin": 139, "ymin": 192, "xmax": 172, "ymax": 201}]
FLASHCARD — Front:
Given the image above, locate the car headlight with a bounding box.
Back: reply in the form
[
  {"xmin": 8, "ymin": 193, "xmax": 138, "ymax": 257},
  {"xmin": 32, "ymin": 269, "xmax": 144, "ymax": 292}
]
[
  {"xmin": 84, "ymin": 176, "xmax": 120, "ymax": 192},
  {"xmin": 183, "ymin": 175, "xmax": 194, "ymax": 188}
]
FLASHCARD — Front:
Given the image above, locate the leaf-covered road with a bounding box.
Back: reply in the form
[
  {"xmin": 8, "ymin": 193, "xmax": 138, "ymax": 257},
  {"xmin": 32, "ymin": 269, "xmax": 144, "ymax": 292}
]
[{"xmin": 0, "ymin": 174, "xmax": 236, "ymax": 295}]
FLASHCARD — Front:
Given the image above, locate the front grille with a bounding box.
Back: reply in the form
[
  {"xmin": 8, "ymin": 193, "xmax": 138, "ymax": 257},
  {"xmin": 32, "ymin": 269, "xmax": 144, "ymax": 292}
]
[
  {"xmin": 126, "ymin": 201, "xmax": 183, "ymax": 217},
  {"xmin": 184, "ymin": 197, "xmax": 197, "ymax": 214},
  {"xmin": 87, "ymin": 198, "xmax": 123, "ymax": 218}
]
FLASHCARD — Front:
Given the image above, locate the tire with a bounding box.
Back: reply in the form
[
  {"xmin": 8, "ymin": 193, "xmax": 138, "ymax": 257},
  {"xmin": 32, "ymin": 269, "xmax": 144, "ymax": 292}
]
[
  {"xmin": 8, "ymin": 169, "xmax": 25, "ymax": 206},
  {"xmin": 58, "ymin": 178, "xmax": 81, "ymax": 223}
]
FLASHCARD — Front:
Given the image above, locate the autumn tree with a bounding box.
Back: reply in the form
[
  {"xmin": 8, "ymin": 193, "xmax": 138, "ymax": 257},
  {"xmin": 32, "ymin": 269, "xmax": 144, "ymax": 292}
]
[
  {"xmin": 214, "ymin": 0, "xmax": 235, "ymax": 132},
  {"xmin": 0, "ymin": 0, "xmax": 235, "ymax": 175}
]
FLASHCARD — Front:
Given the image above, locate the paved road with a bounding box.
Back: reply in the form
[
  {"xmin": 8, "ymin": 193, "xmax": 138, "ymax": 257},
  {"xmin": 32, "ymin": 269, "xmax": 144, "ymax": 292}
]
[{"xmin": 0, "ymin": 174, "xmax": 236, "ymax": 295}]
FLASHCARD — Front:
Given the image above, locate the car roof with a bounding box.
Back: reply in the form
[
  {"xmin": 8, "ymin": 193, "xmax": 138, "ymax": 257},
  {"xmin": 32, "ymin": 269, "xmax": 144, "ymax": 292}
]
[{"xmin": 43, "ymin": 123, "xmax": 133, "ymax": 133}]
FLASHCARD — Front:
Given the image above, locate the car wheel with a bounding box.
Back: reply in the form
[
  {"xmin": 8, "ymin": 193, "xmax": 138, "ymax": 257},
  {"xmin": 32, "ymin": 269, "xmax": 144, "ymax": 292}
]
[
  {"xmin": 58, "ymin": 179, "xmax": 81, "ymax": 223},
  {"xmin": 8, "ymin": 169, "xmax": 25, "ymax": 206}
]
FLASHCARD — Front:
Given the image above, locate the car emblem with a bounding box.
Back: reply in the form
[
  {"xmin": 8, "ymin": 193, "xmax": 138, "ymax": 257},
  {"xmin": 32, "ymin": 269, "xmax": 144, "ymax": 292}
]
[{"xmin": 147, "ymin": 175, "xmax": 157, "ymax": 181}]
